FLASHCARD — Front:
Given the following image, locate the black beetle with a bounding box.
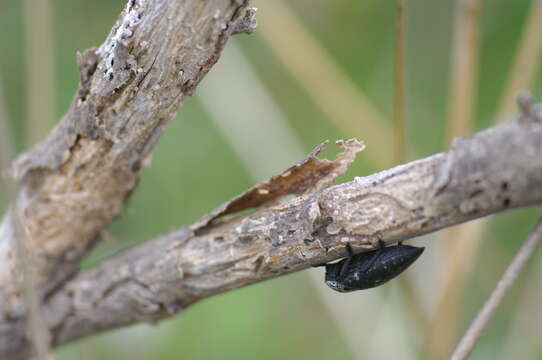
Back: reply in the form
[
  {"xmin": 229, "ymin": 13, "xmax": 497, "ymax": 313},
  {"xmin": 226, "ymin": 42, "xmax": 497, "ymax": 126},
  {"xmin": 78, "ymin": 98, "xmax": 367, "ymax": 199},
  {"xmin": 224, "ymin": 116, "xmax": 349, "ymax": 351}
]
[{"xmin": 320, "ymin": 242, "xmax": 424, "ymax": 292}]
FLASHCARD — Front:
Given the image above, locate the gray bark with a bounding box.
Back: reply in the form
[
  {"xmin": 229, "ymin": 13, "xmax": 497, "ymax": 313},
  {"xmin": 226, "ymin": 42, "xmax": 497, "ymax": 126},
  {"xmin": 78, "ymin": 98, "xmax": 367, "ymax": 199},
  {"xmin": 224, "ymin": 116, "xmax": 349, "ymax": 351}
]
[
  {"xmin": 0, "ymin": 0, "xmax": 252, "ymax": 357},
  {"xmin": 1, "ymin": 0, "xmax": 542, "ymax": 357},
  {"xmin": 4, "ymin": 106, "xmax": 542, "ymax": 357}
]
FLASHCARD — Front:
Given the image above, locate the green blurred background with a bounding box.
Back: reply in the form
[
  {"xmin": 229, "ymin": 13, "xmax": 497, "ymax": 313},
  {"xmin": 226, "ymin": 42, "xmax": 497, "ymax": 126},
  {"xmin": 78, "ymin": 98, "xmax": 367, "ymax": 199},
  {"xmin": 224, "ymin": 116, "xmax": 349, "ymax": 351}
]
[{"xmin": 1, "ymin": 0, "xmax": 542, "ymax": 359}]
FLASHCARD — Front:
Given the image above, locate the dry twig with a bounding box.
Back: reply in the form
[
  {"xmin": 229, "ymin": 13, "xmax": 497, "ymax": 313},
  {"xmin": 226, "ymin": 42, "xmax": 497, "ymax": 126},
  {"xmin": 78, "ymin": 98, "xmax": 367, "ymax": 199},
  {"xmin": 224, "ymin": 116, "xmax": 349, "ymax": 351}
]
[
  {"xmin": 2, "ymin": 1, "xmax": 542, "ymax": 359},
  {"xmin": 0, "ymin": 0, "xmax": 252, "ymax": 313},
  {"xmin": 0, "ymin": 0, "xmax": 252, "ymax": 357},
  {"xmin": 451, "ymin": 217, "xmax": 542, "ymax": 360},
  {"xmin": 2, "ymin": 106, "xmax": 542, "ymax": 357}
]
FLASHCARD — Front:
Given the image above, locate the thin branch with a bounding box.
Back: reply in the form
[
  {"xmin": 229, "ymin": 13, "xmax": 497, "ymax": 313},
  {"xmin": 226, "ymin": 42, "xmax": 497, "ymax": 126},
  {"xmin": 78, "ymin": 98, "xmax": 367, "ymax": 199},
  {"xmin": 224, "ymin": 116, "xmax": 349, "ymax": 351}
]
[
  {"xmin": 451, "ymin": 217, "xmax": 542, "ymax": 360},
  {"xmin": 2, "ymin": 108, "xmax": 542, "ymax": 358},
  {"xmin": 498, "ymin": 248, "xmax": 542, "ymax": 359}
]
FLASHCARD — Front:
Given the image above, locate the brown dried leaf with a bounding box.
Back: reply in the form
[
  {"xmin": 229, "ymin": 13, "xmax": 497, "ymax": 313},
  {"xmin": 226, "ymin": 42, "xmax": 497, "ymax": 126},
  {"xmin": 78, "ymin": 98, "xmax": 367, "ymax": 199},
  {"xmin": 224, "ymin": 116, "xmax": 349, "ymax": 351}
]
[{"xmin": 191, "ymin": 138, "xmax": 365, "ymax": 231}]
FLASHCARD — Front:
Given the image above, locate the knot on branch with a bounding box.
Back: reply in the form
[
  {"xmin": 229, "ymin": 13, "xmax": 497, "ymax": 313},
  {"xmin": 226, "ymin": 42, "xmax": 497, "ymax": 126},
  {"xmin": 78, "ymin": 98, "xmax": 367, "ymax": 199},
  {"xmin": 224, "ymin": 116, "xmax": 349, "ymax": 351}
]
[
  {"xmin": 517, "ymin": 91, "xmax": 542, "ymax": 124},
  {"xmin": 232, "ymin": 7, "xmax": 258, "ymax": 35}
]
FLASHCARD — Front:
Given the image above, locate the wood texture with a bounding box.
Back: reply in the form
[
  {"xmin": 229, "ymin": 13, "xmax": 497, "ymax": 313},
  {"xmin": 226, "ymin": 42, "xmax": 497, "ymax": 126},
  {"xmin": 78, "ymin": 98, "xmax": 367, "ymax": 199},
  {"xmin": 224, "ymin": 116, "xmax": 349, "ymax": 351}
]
[
  {"xmin": 4, "ymin": 106, "xmax": 542, "ymax": 357},
  {"xmin": 1, "ymin": 0, "xmax": 542, "ymax": 357},
  {"xmin": 0, "ymin": 0, "xmax": 252, "ymax": 357}
]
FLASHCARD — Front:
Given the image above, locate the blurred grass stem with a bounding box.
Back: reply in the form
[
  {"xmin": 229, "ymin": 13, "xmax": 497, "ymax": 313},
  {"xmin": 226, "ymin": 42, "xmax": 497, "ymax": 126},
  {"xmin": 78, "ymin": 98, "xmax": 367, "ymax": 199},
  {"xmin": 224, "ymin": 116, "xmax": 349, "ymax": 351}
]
[
  {"xmin": 451, "ymin": 217, "xmax": 542, "ymax": 360},
  {"xmin": 425, "ymin": 0, "xmax": 484, "ymax": 358},
  {"xmin": 0, "ymin": 77, "xmax": 14, "ymax": 192},
  {"xmin": 445, "ymin": 0, "xmax": 482, "ymax": 144},
  {"xmin": 258, "ymin": 0, "xmax": 394, "ymax": 166},
  {"xmin": 394, "ymin": 0, "xmax": 408, "ymax": 165},
  {"xmin": 24, "ymin": 0, "xmax": 56, "ymax": 146},
  {"xmin": 0, "ymin": 79, "xmax": 54, "ymax": 359},
  {"xmin": 393, "ymin": 0, "xmax": 429, "ymax": 338},
  {"xmin": 498, "ymin": 249, "xmax": 542, "ymax": 360}
]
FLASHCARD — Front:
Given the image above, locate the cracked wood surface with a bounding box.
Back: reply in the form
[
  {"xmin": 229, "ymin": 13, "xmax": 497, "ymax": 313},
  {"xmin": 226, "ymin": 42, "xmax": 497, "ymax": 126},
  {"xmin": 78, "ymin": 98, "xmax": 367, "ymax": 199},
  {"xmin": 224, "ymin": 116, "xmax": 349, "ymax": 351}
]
[
  {"xmin": 2, "ymin": 110, "xmax": 542, "ymax": 358},
  {"xmin": 0, "ymin": 0, "xmax": 249, "ymax": 309},
  {"xmin": 0, "ymin": 0, "xmax": 252, "ymax": 356}
]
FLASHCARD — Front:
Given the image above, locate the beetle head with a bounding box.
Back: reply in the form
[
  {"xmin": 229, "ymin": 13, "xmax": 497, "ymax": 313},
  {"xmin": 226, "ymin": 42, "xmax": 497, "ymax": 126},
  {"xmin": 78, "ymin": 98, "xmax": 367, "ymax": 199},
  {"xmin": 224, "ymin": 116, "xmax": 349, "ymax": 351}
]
[{"xmin": 324, "ymin": 262, "xmax": 352, "ymax": 292}]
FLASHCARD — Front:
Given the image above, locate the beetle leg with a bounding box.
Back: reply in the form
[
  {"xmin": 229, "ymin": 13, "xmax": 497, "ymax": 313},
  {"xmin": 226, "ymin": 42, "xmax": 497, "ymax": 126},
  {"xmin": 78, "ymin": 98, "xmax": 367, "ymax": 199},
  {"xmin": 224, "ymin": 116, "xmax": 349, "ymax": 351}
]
[
  {"xmin": 346, "ymin": 242, "xmax": 354, "ymax": 256},
  {"xmin": 338, "ymin": 243, "xmax": 354, "ymax": 278}
]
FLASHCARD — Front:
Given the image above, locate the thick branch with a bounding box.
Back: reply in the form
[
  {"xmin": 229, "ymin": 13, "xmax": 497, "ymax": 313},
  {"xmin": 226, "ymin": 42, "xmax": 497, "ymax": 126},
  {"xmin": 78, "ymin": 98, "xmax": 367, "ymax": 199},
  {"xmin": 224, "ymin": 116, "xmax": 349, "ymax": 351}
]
[
  {"xmin": 0, "ymin": 0, "xmax": 250, "ymax": 316},
  {"xmin": 3, "ymin": 112, "xmax": 542, "ymax": 357}
]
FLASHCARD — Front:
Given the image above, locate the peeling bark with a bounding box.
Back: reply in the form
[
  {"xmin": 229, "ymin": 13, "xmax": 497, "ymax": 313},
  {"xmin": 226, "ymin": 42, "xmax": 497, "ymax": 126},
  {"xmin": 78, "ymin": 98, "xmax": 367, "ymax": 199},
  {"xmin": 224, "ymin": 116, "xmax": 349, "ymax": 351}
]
[
  {"xmin": 2, "ymin": 0, "xmax": 542, "ymax": 357},
  {"xmin": 0, "ymin": 0, "xmax": 251, "ymax": 356},
  {"xmin": 0, "ymin": 0, "xmax": 250, "ymax": 309},
  {"xmin": 191, "ymin": 139, "xmax": 364, "ymax": 231}
]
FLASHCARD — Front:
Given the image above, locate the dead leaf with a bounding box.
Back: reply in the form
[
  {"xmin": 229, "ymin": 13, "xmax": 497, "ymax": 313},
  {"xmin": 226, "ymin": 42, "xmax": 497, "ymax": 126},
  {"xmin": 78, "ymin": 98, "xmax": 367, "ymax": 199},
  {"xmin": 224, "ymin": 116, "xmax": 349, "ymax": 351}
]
[{"xmin": 191, "ymin": 138, "xmax": 365, "ymax": 231}]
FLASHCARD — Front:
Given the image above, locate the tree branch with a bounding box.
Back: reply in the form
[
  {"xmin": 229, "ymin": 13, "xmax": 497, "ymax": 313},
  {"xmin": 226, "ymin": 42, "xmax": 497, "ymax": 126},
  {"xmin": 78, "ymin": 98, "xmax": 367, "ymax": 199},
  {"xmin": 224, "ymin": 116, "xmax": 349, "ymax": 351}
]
[
  {"xmin": 3, "ymin": 106, "xmax": 542, "ymax": 357},
  {"xmin": 0, "ymin": 0, "xmax": 252, "ymax": 357},
  {"xmin": 2, "ymin": 0, "xmax": 542, "ymax": 357},
  {"xmin": 0, "ymin": 0, "xmax": 250, "ymax": 315}
]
